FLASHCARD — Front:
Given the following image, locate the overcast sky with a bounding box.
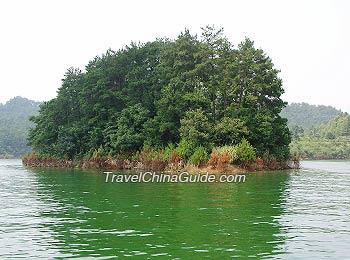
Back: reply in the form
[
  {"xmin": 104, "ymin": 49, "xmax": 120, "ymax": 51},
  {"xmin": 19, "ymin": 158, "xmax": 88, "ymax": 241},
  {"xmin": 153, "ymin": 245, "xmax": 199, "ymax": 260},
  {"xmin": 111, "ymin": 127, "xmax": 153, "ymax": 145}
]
[{"xmin": 1, "ymin": 0, "xmax": 349, "ymax": 111}]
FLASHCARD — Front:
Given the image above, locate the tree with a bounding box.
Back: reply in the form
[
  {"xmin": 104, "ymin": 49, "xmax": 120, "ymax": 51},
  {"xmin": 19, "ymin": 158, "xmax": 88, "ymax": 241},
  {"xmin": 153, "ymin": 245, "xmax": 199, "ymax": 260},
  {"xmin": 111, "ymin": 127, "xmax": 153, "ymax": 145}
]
[
  {"xmin": 291, "ymin": 125, "xmax": 304, "ymax": 140},
  {"xmin": 106, "ymin": 104, "xmax": 149, "ymax": 153},
  {"xmin": 198, "ymin": 25, "xmax": 232, "ymax": 124},
  {"xmin": 231, "ymin": 38, "xmax": 290, "ymax": 158},
  {"xmin": 179, "ymin": 108, "xmax": 211, "ymax": 150},
  {"xmin": 213, "ymin": 117, "xmax": 249, "ymax": 146},
  {"xmin": 27, "ymin": 27, "xmax": 291, "ymax": 161},
  {"xmin": 155, "ymin": 30, "xmax": 208, "ymax": 145}
]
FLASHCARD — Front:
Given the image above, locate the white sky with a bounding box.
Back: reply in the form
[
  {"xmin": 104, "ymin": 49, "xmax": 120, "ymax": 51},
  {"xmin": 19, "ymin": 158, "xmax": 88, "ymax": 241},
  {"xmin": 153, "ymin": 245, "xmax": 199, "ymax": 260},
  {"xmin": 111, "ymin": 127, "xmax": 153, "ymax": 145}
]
[{"xmin": 0, "ymin": 0, "xmax": 349, "ymax": 111}]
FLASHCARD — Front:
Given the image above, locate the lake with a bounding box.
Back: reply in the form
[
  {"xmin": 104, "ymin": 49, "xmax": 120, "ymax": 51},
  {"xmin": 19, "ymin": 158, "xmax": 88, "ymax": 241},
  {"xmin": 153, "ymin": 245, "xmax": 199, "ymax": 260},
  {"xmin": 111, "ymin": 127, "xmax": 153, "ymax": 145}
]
[{"xmin": 0, "ymin": 159, "xmax": 349, "ymax": 259}]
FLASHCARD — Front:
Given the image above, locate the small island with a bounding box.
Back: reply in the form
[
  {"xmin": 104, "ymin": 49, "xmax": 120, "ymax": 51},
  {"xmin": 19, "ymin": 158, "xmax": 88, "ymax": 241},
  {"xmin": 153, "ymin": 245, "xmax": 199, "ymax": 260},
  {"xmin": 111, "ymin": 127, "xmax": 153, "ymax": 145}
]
[{"xmin": 23, "ymin": 27, "xmax": 294, "ymax": 172}]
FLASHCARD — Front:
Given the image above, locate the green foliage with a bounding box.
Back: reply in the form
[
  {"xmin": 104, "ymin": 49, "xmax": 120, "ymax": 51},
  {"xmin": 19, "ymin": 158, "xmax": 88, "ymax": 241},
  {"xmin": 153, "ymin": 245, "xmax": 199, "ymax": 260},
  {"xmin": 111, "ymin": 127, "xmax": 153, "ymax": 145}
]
[
  {"xmin": 291, "ymin": 113, "xmax": 350, "ymax": 159},
  {"xmin": 106, "ymin": 104, "xmax": 149, "ymax": 153},
  {"xmin": 92, "ymin": 146, "xmax": 105, "ymax": 159},
  {"xmin": 235, "ymin": 138, "xmax": 256, "ymax": 162},
  {"xmin": 143, "ymin": 117, "xmax": 164, "ymax": 148},
  {"xmin": 281, "ymin": 102, "xmax": 342, "ymax": 130},
  {"xmin": 0, "ymin": 97, "xmax": 41, "ymax": 157},
  {"xmin": 245, "ymin": 112, "xmax": 291, "ymax": 159},
  {"xmin": 291, "ymin": 136, "xmax": 350, "ymax": 159},
  {"xmin": 139, "ymin": 145, "xmax": 160, "ymax": 161},
  {"xmin": 162, "ymin": 143, "xmax": 175, "ymax": 162},
  {"xmin": 176, "ymin": 140, "xmax": 193, "ymax": 160},
  {"xmin": 290, "ymin": 125, "xmax": 305, "ymax": 140},
  {"xmin": 189, "ymin": 146, "xmax": 208, "ymax": 166},
  {"xmin": 318, "ymin": 113, "xmax": 350, "ymax": 138},
  {"xmin": 213, "ymin": 117, "xmax": 248, "ymax": 146},
  {"xmin": 55, "ymin": 124, "xmax": 85, "ymax": 159},
  {"xmin": 27, "ymin": 27, "xmax": 291, "ymax": 161},
  {"xmin": 215, "ymin": 145, "xmax": 238, "ymax": 163},
  {"xmin": 179, "ymin": 108, "xmax": 211, "ymax": 150}
]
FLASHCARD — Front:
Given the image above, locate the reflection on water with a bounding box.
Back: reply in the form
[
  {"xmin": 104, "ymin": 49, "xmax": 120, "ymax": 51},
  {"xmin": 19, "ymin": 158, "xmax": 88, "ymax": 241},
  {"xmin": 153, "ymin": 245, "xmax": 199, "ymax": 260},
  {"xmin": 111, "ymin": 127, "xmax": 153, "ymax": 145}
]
[{"xmin": 0, "ymin": 159, "xmax": 349, "ymax": 259}]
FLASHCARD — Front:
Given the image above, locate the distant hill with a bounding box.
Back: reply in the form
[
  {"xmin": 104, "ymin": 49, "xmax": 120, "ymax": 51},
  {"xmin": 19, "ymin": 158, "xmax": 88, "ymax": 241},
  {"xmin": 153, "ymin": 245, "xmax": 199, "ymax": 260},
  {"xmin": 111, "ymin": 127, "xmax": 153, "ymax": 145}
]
[
  {"xmin": 290, "ymin": 113, "xmax": 350, "ymax": 159},
  {"xmin": 281, "ymin": 102, "xmax": 342, "ymax": 130},
  {"xmin": 317, "ymin": 113, "xmax": 350, "ymax": 138},
  {"xmin": 0, "ymin": 97, "xmax": 41, "ymax": 157}
]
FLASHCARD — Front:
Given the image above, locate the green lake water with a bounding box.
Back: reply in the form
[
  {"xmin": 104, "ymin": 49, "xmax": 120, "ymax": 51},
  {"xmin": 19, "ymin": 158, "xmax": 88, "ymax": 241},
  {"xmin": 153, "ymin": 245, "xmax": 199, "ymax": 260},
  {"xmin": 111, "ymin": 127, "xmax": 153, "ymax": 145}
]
[{"xmin": 0, "ymin": 159, "xmax": 350, "ymax": 259}]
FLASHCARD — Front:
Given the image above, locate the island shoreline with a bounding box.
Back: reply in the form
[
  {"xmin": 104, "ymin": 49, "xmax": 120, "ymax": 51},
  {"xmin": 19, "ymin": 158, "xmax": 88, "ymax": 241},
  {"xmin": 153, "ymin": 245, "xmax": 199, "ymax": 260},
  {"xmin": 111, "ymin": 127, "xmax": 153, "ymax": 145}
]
[{"xmin": 22, "ymin": 154, "xmax": 298, "ymax": 173}]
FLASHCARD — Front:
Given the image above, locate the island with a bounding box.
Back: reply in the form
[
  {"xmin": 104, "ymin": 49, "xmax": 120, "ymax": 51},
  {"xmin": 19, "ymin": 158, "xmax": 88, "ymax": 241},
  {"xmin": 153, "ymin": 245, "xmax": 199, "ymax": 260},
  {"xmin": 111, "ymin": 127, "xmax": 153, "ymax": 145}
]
[{"xmin": 23, "ymin": 27, "xmax": 294, "ymax": 172}]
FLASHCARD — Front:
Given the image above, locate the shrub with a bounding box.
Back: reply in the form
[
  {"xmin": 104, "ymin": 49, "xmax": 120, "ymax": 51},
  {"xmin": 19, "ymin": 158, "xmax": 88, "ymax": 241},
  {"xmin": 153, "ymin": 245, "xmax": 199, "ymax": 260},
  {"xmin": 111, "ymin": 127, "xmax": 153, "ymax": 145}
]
[
  {"xmin": 138, "ymin": 145, "xmax": 166, "ymax": 171},
  {"xmin": 163, "ymin": 143, "xmax": 175, "ymax": 162},
  {"xmin": 176, "ymin": 140, "xmax": 193, "ymax": 160},
  {"xmin": 131, "ymin": 151, "xmax": 140, "ymax": 161},
  {"xmin": 189, "ymin": 146, "xmax": 208, "ymax": 166},
  {"xmin": 169, "ymin": 150, "xmax": 181, "ymax": 164},
  {"xmin": 139, "ymin": 145, "xmax": 159, "ymax": 161},
  {"xmin": 235, "ymin": 138, "xmax": 256, "ymax": 164},
  {"xmin": 216, "ymin": 145, "xmax": 237, "ymax": 163},
  {"xmin": 217, "ymin": 152, "xmax": 231, "ymax": 170},
  {"xmin": 208, "ymin": 150, "xmax": 219, "ymax": 169},
  {"xmin": 251, "ymin": 157, "xmax": 265, "ymax": 170},
  {"xmin": 208, "ymin": 149, "xmax": 230, "ymax": 169},
  {"xmin": 92, "ymin": 146, "xmax": 105, "ymax": 160}
]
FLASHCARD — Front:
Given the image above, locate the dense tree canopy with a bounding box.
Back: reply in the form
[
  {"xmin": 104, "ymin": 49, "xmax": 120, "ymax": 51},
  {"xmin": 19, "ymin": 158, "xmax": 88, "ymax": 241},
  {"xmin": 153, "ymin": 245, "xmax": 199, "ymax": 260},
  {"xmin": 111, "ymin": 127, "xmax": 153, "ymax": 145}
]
[
  {"xmin": 28, "ymin": 27, "xmax": 291, "ymax": 160},
  {"xmin": 281, "ymin": 102, "xmax": 342, "ymax": 130}
]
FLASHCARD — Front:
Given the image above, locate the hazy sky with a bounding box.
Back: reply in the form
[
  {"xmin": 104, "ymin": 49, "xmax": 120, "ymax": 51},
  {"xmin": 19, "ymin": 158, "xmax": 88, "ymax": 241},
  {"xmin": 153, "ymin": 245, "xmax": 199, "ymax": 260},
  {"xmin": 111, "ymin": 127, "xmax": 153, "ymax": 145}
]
[{"xmin": 1, "ymin": 0, "xmax": 349, "ymax": 111}]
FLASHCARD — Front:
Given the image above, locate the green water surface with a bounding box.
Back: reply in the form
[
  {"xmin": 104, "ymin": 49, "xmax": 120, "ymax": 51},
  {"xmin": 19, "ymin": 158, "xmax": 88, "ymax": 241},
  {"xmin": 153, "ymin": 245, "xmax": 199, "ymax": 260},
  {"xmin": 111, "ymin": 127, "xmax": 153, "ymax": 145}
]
[{"xmin": 0, "ymin": 159, "xmax": 349, "ymax": 259}]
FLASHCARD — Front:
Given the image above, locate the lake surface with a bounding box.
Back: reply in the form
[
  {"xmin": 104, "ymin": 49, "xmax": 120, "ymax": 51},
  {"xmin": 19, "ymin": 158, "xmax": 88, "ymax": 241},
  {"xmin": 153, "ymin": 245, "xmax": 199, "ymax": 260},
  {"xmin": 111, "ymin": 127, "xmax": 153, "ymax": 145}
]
[{"xmin": 0, "ymin": 159, "xmax": 350, "ymax": 259}]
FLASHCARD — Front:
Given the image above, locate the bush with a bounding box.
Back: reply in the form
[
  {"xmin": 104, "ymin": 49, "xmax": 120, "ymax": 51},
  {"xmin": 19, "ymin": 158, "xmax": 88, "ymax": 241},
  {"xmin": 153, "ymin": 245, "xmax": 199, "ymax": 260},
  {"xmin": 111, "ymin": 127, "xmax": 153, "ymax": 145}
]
[
  {"xmin": 163, "ymin": 143, "xmax": 175, "ymax": 162},
  {"xmin": 138, "ymin": 145, "xmax": 166, "ymax": 171},
  {"xmin": 208, "ymin": 149, "xmax": 230, "ymax": 169},
  {"xmin": 176, "ymin": 140, "xmax": 193, "ymax": 160},
  {"xmin": 189, "ymin": 146, "xmax": 208, "ymax": 166},
  {"xmin": 92, "ymin": 146, "xmax": 105, "ymax": 160},
  {"xmin": 236, "ymin": 138, "xmax": 256, "ymax": 163},
  {"xmin": 208, "ymin": 150, "xmax": 219, "ymax": 169},
  {"xmin": 208, "ymin": 146, "xmax": 238, "ymax": 169},
  {"xmin": 139, "ymin": 145, "xmax": 159, "ymax": 161},
  {"xmin": 169, "ymin": 150, "xmax": 181, "ymax": 164},
  {"xmin": 216, "ymin": 145, "xmax": 237, "ymax": 163},
  {"xmin": 217, "ymin": 152, "xmax": 231, "ymax": 170},
  {"xmin": 131, "ymin": 151, "xmax": 140, "ymax": 161}
]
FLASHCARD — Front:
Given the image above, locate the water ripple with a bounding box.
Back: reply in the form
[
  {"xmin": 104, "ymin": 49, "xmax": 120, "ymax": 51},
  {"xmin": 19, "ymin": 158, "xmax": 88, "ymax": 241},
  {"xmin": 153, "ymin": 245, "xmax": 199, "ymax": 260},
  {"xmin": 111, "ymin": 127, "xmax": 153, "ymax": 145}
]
[{"xmin": 1, "ymin": 159, "xmax": 350, "ymax": 259}]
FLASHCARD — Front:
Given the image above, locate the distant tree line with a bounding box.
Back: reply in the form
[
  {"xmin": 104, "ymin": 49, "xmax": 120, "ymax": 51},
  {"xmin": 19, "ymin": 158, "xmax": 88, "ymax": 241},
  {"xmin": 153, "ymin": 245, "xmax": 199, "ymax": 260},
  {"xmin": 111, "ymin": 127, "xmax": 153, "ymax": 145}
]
[
  {"xmin": 28, "ymin": 26, "xmax": 291, "ymax": 162},
  {"xmin": 281, "ymin": 102, "xmax": 342, "ymax": 130},
  {"xmin": 290, "ymin": 113, "xmax": 350, "ymax": 159},
  {"xmin": 0, "ymin": 97, "xmax": 40, "ymax": 157}
]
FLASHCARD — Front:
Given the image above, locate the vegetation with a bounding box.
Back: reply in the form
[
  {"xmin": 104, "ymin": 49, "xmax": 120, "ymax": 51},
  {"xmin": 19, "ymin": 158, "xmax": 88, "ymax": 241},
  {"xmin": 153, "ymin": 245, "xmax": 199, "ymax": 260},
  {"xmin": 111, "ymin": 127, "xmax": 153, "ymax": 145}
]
[
  {"xmin": 0, "ymin": 97, "xmax": 40, "ymax": 157},
  {"xmin": 189, "ymin": 146, "xmax": 208, "ymax": 167},
  {"xmin": 291, "ymin": 113, "xmax": 350, "ymax": 159},
  {"xmin": 26, "ymin": 26, "xmax": 291, "ymax": 169},
  {"xmin": 281, "ymin": 102, "xmax": 342, "ymax": 130},
  {"xmin": 235, "ymin": 138, "xmax": 256, "ymax": 163}
]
